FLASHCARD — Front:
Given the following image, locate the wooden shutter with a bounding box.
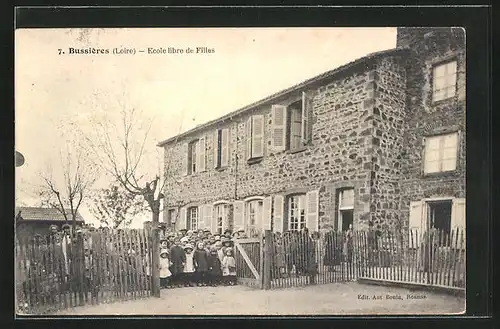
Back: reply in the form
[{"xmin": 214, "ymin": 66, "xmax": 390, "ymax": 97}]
[
  {"xmin": 252, "ymin": 115, "xmax": 265, "ymax": 158},
  {"xmin": 262, "ymin": 196, "xmax": 272, "ymax": 231},
  {"xmin": 301, "ymin": 91, "xmax": 313, "ymax": 145},
  {"xmin": 181, "ymin": 143, "xmax": 189, "ymax": 176},
  {"xmin": 306, "ymin": 190, "xmax": 320, "ymax": 232},
  {"xmin": 198, "ymin": 205, "xmax": 206, "ymax": 229},
  {"xmin": 451, "ymin": 198, "xmax": 466, "ymax": 249},
  {"xmin": 273, "ymin": 194, "xmax": 284, "ymax": 233},
  {"xmin": 221, "ymin": 128, "xmax": 230, "ymax": 167},
  {"xmin": 197, "ymin": 136, "xmax": 206, "ymax": 172},
  {"xmin": 204, "ymin": 204, "xmax": 213, "ymax": 231},
  {"xmin": 408, "ymin": 201, "xmax": 424, "ymax": 248},
  {"xmin": 214, "ymin": 130, "xmax": 220, "ymax": 168},
  {"xmin": 271, "ymin": 105, "xmax": 287, "ymax": 152},
  {"xmin": 246, "ymin": 117, "xmax": 253, "ymax": 160},
  {"xmin": 178, "ymin": 207, "xmax": 187, "ymax": 230},
  {"xmin": 233, "ymin": 200, "xmax": 244, "ymax": 230}
]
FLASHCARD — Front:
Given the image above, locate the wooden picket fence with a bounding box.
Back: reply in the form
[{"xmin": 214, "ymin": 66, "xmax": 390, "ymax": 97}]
[
  {"xmin": 248, "ymin": 228, "xmax": 466, "ymax": 290},
  {"xmin": 15, "ymin": 229, "xmax": 153, "ymax": 315}
]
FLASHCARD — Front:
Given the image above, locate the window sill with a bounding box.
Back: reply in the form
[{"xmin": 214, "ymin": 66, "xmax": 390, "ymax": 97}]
[
  {"xmin": 431, "ymin": 95, "xmax": 457, "ymax": 106},
  {"xmin": 247, "ymin": 157, "xmax": 263, "ymax": 165},
  {"xmin": 422, "ymin": 169, "xmax": 459, "ymax": 178},
  {"xmin": 287, "ymin": 146, "xmax": 307, "ymax": 154},
  {"xmin": 215, "ymin": 166, "xmax": 229, "ymax": 172}
]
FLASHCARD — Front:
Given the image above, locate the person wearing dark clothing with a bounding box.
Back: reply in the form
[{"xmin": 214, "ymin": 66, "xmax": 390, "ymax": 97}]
[
  {"xmin": 207, "ymin": 245, "xmax": 223, "ymax": 286},
  {"xmin": 169, "ymin": 239, "xmax": 186, "ymax": 287},
  {"xmin": 193, "ymin": 242, "xmax": 209, "ymax": 286}
]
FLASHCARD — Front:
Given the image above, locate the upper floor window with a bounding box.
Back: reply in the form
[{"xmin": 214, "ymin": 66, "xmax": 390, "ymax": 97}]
[
  {"xmin": 214, "ymin": 128, "xmax": 230, "ymax": 168},
  {"xmin": 271, "ymin": 91, "xmax": 313, "ymax": 153},
  {"xmin": 287, "ymin": 194, "xmax": 306, "ymax": 231},
  {"xmin": 423, "ymin": 132, "xmax": 459, "ymax": 174},
  {"xmin": 432, "ymin": 60, "xmax": 457, "ymax": 102},
  {"xmin": 187, "ymin": 206, "xmax": 199, "ymax": 231},
  {"xmin": 185, "ymin": 137, "xmax": 206, "ymax": 175},
  {"xmin": 246, "ymin": 115, "xmax": 265, "ymax": 161}
]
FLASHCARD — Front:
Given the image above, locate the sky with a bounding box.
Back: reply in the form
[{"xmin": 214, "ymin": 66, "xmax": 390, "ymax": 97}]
[{"xmin": 15, "ymin": 27, "xmax": 397, "ymax": 228}]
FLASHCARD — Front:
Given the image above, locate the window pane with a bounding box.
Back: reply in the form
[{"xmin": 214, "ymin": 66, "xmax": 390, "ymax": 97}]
[
  {"xmin": 447, "ymin": 61, "xmax": 457, "ymax": 74},
  {"xmin": 426, "ymin": 137, "xmax": 441, "ymax": 150},
  {"xmin": 433, "ymin": 76, "xmax": 446, "ymax": 90},
  {"xmin": 442, "ymin": 147, "xmax": 457, "ymax": 160},
  {"xmin": 443, "ymin": 133, "xmax": 458, "ymax": 148},
  {"xmin": 442, "ymin": 159, "xmax": 457, "ymax": 171},
  {"xmin": 340, "ymin": 189, "xmax": 354, "ymax": 208},
  {"xmin": 433, "ymin": 90, "xmax": 445, "ymax": 102},
  {"xmin": 424, "ymin": 160, "xmax": 440, "ymax": 173},
  {"xmin": 445, "ymin": 85, "xmax": 456, "ymax": 98},
  {"xmin": 425, "ymin": 149, "xmax": 441, "ymax": 162},
  {"xmin": 433, "ymin": 64, "xmax": 446, "ymax": 78}
]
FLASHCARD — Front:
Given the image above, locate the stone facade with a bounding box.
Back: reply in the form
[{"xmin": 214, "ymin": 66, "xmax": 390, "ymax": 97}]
[{"xmin": 160, "ymin": 27, "xmax": 466, "ymax": 236}]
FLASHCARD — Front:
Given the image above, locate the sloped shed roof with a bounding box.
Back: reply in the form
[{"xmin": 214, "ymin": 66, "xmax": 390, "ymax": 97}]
[{"xmin": 15, "ymin": 207, "xmax": 85, "ymax": 222}]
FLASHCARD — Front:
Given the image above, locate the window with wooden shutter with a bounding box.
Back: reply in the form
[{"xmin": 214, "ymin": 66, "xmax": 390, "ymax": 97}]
[
  {"xmin": 301, "ymin": 91, "xmax": 313, "ymax": 144},
  {"xmin": 262, "ymin": 196, "xmax": 272, "ymax": 231},
  {"xmin": 246, "ymin": 117, "xmax": 253, "ymax": 160},
  {"xmin": 408, "ymin": 201, "xmax": 424, "ymax": 248},
  {"xmin": 181, "ymin": 143, "xmax": 189, "ymax": 176},
  {"xmin": 197, "ymin": 136, "xmax": 206, "ymax": 172},
  {"xmin": 233, "ymin": 200, "xmax": 245, "ymax": 230},
  {"xmin": 221, "ymin": 128, "xmax": 230, "ymax": 167},
  {"xmin": 305, "ymin": 190, "xmax": 319, "ymax": 232},
  {"xmin": 271, "ymin": 105, "xmax": 287, "ymax": 152},
  {"xmin": 451, "ymin": 198, "xmax": 466, "ymax": 249},
  {"xmin": 273, "ymin": 194, "xmax": 284, "ymax": 233},
  {"xmin": 251, "ymin": 115, "xmax": 265, "ymax": 158}
]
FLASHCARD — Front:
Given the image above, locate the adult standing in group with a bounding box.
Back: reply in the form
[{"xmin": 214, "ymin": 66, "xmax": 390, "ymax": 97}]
[{"xmin": 169, "ymin": 239, "xmax": 186, "ymax": 288}]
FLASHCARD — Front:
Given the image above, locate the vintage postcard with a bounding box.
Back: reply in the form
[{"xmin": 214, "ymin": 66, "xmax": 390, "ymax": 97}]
[{"xmin": 15, "ymin": 26, "xmax": 466, "ymax": 316}]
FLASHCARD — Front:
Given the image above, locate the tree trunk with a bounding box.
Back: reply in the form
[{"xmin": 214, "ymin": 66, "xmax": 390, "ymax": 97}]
[{"xmin": 150, "ymin": 211, "xmax": 161, "ymax": 297}]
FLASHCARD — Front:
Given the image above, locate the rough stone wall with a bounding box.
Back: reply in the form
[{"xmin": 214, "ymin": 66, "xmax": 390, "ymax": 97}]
[
  {"xmin": 163, "ymin": 66, "xmax": 379, "ymax": 231},
  {"xmin": 369, "ymin": 55, "xmax": 408, "ymax": 232},
  {"xmin": 397, "ymin": 28, "xmax": 466, "ymax": 220}
]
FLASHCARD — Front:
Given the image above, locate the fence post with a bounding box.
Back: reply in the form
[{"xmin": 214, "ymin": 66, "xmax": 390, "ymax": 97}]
[{"xmin": 263, "ymin": 230, "xmax": 272, "ymax": 290}]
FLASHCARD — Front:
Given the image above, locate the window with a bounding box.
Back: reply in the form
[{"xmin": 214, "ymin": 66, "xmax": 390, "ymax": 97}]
[
  {"xmin": 186, "ymin": 137, "xmax": 206, "ymax": 175},
  {"xmin": 187, "ymin": 207, "xmax": 199, "ymax": 231},
  {"xmin": 271, "ymin": 91, "xmax": 313, "ymax": 153},
  {"xmin": 287, "ymin": 194, "xmax": 306, "ymax": 231},
  {"xmin": 288, "ymin": 102, "xmax": 303, "ymax": 150},
  {"xmin": 424, "ymin": 132, "xmax": 459, "ymax": 174},
  {"xmin": 214, "ymin": 204, "xmax": 229, "ymax": 235},
  {"xmin": 428, "ymin": 200, "xmax": 452, "ymax": 235},
  {"xmin": 432, "ymin": 61, "xmax": 457, "ymax": 102},
  {"xmin": 246, "ymin": 115, "xmax": 265, "ymax": 161},
  {"xmin": 188, "ymin": 140, "xmax": 198, "ymax": 174},
  {"xmin": 337, "ymin": 188, "xmax": 354, "ymax": 231},
  {"xmin": 246, "ymin": 200, "xmax": 263, "ymax": 231},
  {"xmin": 167, "ymin": 209, "xmax": 177, "ymax": 224},
  {"xmin": 214, "ymin": 128, "xmax": 230, "ymax": 168}
]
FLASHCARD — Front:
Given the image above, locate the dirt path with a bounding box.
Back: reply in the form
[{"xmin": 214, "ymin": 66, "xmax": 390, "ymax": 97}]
[{"xmin": 53, "ymin": 282, "xmax": 464, "ymax": 316}]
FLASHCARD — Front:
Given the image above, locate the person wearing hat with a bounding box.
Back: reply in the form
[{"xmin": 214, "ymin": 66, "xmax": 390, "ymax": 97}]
[
  {"xmin": 160, "ymin": 237, "xmax": 169, "ymax": 250},
  {"xmin": 207, "ymin": 245, "xmax": 223, "ymax": 286},
  {"xmin": 215, "ymin": 241, "xmax": 225, "ymax": 264},
  {"xmin": 186, "ymin": 230, "xmax": 194, "ymax": 238},
  {"xmin": 182, "ymin": 243, "xmax": 195, "ymax": 287},
  {"xmin": 179, "ymin": 228, "xmax": 188, "ymax": 237},
  {"xmin": 169, "ymin": 239, "xmax": 186, "ymax": 288},
  {"xmin": 222, "ymin": 247, "xmax": 237, "ymax": 285},
  {"xmin": 223, "ymin": 229, "xmax": 232, "ymax": 239},
  {"xmin": 159, "ymin": 248, "xmax": 172, "ymax": 289},
  {"xmin": 180, "ymin": 236, "xmax": 189, "ymax": 248}
]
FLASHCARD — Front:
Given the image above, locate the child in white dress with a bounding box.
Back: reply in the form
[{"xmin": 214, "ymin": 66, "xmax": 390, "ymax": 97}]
[
  {"xmin": 222, "ymin": 247, "xmax": 237, "ymax": 285},
  {"xmin": 159, "ymin": 248, "xmax": 172, "ymax": 289}
]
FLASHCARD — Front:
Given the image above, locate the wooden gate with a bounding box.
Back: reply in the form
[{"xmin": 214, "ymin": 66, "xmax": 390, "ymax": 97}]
[{"xmin": 233, "ymin": 237, "xmax": 263, "ymax": 288}]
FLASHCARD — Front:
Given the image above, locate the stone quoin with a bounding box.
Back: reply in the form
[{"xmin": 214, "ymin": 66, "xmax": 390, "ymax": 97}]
[{"xmin": 157, "ymin": 27, "xmax": 466, "ymax": 240}]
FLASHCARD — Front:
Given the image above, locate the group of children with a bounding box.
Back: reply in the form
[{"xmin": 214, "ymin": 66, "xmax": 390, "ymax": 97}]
[{"xmin": 157, "ymin": 228, "xmax": 240, "ymax": 288}]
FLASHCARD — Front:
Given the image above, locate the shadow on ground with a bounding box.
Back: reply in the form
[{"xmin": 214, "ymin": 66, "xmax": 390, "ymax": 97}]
[{"xmin": 53, "ymin": 282, "xmax": 465, "ymax": 316}]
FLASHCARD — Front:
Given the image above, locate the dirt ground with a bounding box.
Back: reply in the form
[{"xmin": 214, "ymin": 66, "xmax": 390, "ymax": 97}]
[{"xmin": 51, "ymin": 282, "xmax": 465, "ymax": 316}]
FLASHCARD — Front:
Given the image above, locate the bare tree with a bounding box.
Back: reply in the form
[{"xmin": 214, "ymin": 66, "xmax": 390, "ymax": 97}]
[
  {"xmin": 39, "ymin": 146, "xmax": 98, "ymax": 230},
  {"xmin": 83, "ymin": 105, "xmax": 180, "ymax": 297}
]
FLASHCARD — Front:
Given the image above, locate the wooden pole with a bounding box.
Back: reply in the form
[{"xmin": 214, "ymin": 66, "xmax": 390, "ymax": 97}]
[{"xmin": 263, "ymin": 230, "xmax": 272, "ymax": 290}]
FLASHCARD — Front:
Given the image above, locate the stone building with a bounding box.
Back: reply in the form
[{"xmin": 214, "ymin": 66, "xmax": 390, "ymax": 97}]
[{"xmin": 158, "ymin": 27, "xmax": 466, "ymax": 241}]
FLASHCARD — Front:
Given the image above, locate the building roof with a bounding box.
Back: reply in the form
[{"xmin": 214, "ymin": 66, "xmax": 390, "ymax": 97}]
[
  {"xmin": 15, "ymin": 207, "xmax": 85, "ymax": 222},
  {"xmin": 157, "ymin": 46, "xmax": 409, "ymax": 147}
]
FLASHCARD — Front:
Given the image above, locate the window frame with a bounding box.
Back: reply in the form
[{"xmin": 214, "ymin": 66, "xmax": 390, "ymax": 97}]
[
  {"xmin": 422, "ymin": 131, "xmax": 460, "ymax": 176},
  {"xmin": 188, "ymin": 139, "xmax": 199, "ymax": 175},
  {"xmin": 337, "ymin": 188, "xmax": 355, "ymax": 231},
  {"xmin": 187, "ymin": 206, "xmax": 199, "ymax": 231},
  {"xmin": 167, "ymin": 208, "xmax": 177, "ymax": 224},
  {"xmin": 431, "ymin": 59, "xmax": 458, "ymax": 103},
  {"xmin": 286, "ymin": 193, "xmax": 307, "ymax": 232},
  {"xmin": 213, "ymin": 202, "xmax": 230, "ymax": 235}
]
